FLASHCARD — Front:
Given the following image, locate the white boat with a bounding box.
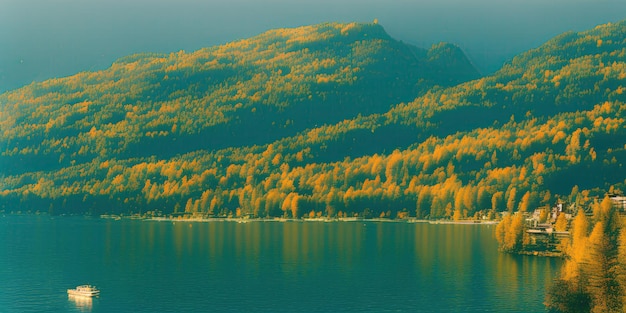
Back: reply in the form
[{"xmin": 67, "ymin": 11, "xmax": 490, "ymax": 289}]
[{"xmin": 67, "ymin": 285, "xmax": 100, "ymax": 297}]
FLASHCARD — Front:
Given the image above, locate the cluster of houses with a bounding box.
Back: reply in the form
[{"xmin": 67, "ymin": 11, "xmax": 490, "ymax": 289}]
[{"xmin": 521, "ymin": 193, "xmax": 626, "ymax": 252}]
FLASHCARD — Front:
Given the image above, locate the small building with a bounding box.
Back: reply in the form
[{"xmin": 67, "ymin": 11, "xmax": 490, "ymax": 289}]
[{"xmin": 610, "ymin": 195, "xmax": 626, "ymax": 211}]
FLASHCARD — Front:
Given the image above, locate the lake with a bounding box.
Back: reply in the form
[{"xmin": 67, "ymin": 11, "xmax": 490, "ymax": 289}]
[{"xmin": 0, "ymin": 215, "xmax": 561, "ymax": 312}]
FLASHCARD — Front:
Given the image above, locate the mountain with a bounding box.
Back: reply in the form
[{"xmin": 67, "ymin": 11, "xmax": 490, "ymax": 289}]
[
  {"xmin": 0, "ymin": 21, "xmax": 624, "ymax": 218},
  {"xmin": 0, "ymin": 22, "xmax": 478, "ymax": 176}
]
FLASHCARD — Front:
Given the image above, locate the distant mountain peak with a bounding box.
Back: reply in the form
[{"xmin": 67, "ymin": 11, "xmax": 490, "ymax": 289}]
[{"xmin": 261, "ymin": 22, "xmax": 390, "ymax": 43}]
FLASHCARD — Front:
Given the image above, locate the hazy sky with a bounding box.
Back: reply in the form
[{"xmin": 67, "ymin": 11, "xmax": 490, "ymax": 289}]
[{"xmin": 2, "ymin": 0, "xmax": 625, "ymax": 92}]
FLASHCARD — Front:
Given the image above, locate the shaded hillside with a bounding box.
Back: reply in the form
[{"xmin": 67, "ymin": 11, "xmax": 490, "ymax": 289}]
[
  {"xmin": 0, "ymin": 22, "xmax": 478, "ymax": 176},
  {"xmin": 0, "ymin": 21, "xmax": 624, "ymax": 218}
]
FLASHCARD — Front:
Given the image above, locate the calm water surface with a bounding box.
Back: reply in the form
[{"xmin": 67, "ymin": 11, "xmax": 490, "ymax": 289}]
[{"xmin": 0, "ymin": 215, "xmax": 561, "ymax": 312}]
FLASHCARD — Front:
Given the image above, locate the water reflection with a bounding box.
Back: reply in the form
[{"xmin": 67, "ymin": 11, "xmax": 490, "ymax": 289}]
[
  {"xmin": 94, "ymin": 219, "xmax": 561, "ymax": 312},
  {"xmin": 68, "ymin": 294, "xmax": 93, "ymax": 312}
]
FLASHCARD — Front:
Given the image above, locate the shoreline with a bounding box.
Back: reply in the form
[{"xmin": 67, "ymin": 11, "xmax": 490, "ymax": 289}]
[
  {"xmin": 513, "ymin": 250, "xmax": 564, "ymax": 258},
  {"xmin": 138, "ymin": 216, "xmax": 500, "ymax": 225},
  {"xmin": 1, "ymin": 212, "xmax": 500, "ymax": 226}
]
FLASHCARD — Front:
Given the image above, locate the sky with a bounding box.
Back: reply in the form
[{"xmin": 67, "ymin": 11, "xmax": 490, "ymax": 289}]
[{"xmin": 2, "ymin": 0, "xmax": 626, "ymax": 93}]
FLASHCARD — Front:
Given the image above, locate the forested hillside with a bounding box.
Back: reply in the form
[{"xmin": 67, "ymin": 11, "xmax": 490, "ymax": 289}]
[
  {"xmin": 0, "ymin": 22, "xmax": 477, "ymax": 176},
  {"xmin": 0, "ymin": 21, "xmax": 624, "ymax": 218}
]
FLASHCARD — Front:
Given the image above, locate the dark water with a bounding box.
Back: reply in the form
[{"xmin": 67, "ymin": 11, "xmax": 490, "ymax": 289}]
[{"xmin": 0, "ymin": 215, "xmax": 561, "ymax": 312}]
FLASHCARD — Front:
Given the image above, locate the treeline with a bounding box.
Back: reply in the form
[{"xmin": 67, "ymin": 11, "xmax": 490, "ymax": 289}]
[{"xmin": 1, "ymin": 95, "xmax": 623, "ymax": 218}]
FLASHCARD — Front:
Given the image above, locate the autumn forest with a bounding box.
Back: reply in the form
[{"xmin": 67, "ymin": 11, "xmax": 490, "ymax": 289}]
[{"xmin": 0, "ymin": 21, "xmax": 624, "ymax": 223}]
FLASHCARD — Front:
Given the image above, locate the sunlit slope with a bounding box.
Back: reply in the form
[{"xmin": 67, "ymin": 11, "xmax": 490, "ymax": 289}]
[
  {"xmin": 0, "ymin": 22, "xmax": 478, "ymax": 176},
  {"xmin": 1, "ymin": 21, "xmax": 624, "ymax": 218}
]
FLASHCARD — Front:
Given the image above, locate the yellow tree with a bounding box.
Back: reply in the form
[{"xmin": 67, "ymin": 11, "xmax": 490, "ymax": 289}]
[
  {"xmin": 561, "ymin": 209, "xmax": 589, "ymax": 283},
  {"xmin": 506, "ymin": 187, "xmax": 517, "ymax": 212},
  {"xmin": 554, "ymin": 213, "xmax": 568, "ymax": 232},
  {"xmin": 491, "ymin": 191, "xmax": 504, "ymax": 212},
  {"xmin": 618, "ymin": 228, "xmax": 626, "ymax": 311},
  {"xmin": 583, "ymin": 222, "xmax": 622, "ymax": 313},
  {"xmin": 415, "ymin": 187, "xmax": 431, "ymax": 218},
  {"xmin": 563, "ymin": 195, "xmax": 623, "ymax": 313},
  {"xmin": 506, "ymin": 213, "xmax": 525, "ymax": 252},
  {"xmin": 495, "ymin": 215, "xmax": 511, "ymax": 249},
  {"xmin": 495, "ymin": 213, "xmax": 526, "ymax": 252},
  {"xmin": 290, "ymin": 193, "xmax": 300, "ymax": 218},
  {"xmin": 518, "ymin": 191, "xmax": 531, "ymax": 212},
  {"xmin": 452, "ymin": 208, "xmax": 463, "ymax": 221},
  {"xmin": 184, "ymin": 198, "xmax": 193, "ymax": 214}
]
